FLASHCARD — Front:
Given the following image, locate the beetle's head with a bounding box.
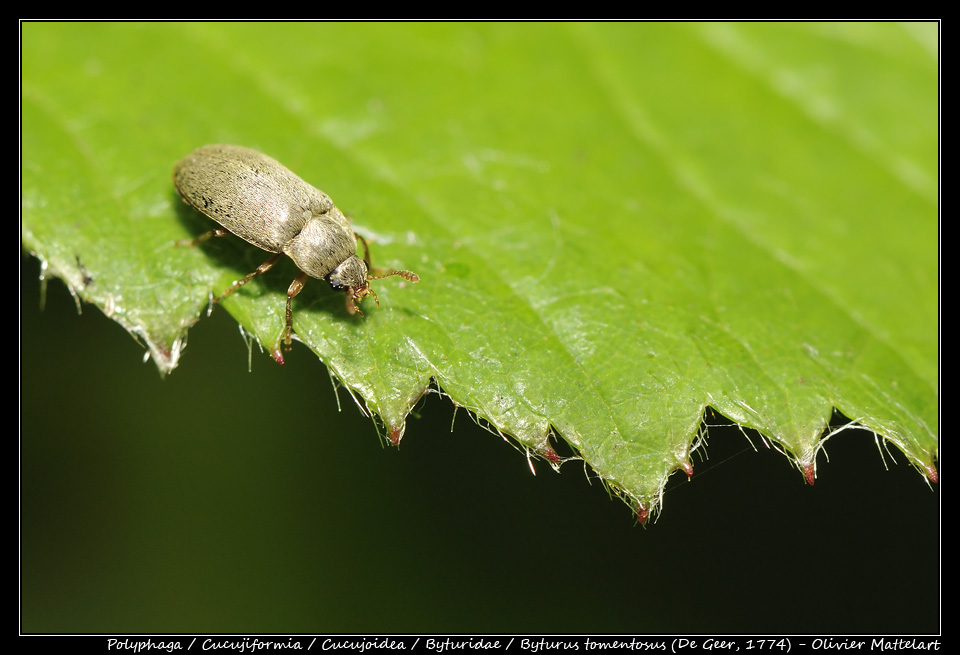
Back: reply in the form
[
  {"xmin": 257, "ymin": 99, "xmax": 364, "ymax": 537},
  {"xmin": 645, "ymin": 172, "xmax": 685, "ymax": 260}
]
[
  {"xmin": 327, "ymin": 255, "xmax": 369, "ymax": 315},
  {"xmin": 328, "ymin": 255, "xmax": 420, "ymax": 316}
]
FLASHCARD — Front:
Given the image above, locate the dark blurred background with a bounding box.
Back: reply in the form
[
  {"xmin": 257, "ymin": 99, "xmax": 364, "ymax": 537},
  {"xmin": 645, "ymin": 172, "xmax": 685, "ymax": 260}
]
[{"xmin": 20, "ymin": 255, "xmax": 940, "ymax": 634}]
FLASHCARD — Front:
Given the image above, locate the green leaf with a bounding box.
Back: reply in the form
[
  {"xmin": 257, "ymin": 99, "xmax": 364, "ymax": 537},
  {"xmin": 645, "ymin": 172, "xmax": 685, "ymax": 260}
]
[{"xmin": 22, "ymin": 22, "xmax": 938, "ymax": 518}]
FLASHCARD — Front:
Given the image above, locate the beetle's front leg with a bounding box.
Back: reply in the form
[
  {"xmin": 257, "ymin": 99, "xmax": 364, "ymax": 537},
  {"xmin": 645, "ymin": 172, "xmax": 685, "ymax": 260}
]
[
  {"xmin": 354, "ymin": 232, "xmax": 373, "ymax": 269},
  {"xmin": 285, "ymin": 272, "xmax": 309, "ymax": 349}
]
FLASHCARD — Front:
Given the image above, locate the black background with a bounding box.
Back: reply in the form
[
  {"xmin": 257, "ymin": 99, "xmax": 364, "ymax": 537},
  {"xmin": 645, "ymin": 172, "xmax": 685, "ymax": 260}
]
[{"xmin": 20, "ymin": 256, "xmax": 940, "ymax": 634}]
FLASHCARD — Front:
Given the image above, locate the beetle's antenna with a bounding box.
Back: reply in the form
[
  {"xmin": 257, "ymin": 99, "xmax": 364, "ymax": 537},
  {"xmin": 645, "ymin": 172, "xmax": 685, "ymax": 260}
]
[
  {"xmin": 354, "ymin": 233, "xmax": 419, "ymax": 284},
  {"xmin": 367, "ymin": 269, "xmax": 420, "ymax": 283}
]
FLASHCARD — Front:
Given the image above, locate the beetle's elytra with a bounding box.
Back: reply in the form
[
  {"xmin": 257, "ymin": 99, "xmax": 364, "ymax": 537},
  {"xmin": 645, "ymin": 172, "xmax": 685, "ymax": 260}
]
[{"xmin": 173, "ymin": 144, "xmax": 418, "ymax": 355}]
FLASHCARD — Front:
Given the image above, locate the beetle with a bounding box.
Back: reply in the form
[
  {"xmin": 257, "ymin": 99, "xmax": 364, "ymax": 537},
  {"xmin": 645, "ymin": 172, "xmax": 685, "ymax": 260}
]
[{"xmin": 173, "ymin": 144, "xmax": 418, "ymax": 352}]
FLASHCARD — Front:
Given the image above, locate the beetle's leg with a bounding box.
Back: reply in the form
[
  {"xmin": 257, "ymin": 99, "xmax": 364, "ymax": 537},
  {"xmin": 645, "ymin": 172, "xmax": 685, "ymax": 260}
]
[
  {"xmin": 175, "ymin": 228, "xmax": 229, "ymax": 247},
  {"xmin": 354, "ymin": 232, "xmax": 373, "ymax": 269},
  {"xmin": 285, "ymin": 272, "xmax": 309, "ymax": 349},
  {"xmin": 217, "ymin": 253, "xmax": 282, "ymax": 302},
  {"xmin": 345, "ymin": 285, "xmax": 375, "ymax": 315}
]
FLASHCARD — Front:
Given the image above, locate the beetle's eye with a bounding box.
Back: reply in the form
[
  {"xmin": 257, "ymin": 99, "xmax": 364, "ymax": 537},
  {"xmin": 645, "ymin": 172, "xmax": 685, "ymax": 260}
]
[{"xmin": 327, "ymin": 275, "xmax": 345, "ymax": 291}]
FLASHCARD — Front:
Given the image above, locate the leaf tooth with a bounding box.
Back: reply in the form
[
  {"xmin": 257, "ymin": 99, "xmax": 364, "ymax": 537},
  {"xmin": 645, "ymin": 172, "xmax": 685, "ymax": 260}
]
[
  {"xmin": 538, "ymin": 444, "xmax": 561, "ymax": 464},
  {"xmin": 636, "ymin": 503, "xmax": 650, "ymax": 526},
  {"xmin": 388, "ymin": 424, "xmax": 404, "ymax": 446}
]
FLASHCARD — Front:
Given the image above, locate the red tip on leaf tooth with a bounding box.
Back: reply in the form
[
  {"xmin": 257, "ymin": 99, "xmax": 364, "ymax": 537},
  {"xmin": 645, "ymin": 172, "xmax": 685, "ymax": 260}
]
[
  {"xmin": 924, "ymin": 464, "xmax": 938, "ymax": 484},
  {"xmin": 389, "ymin": 426, "xmax": 403, "ymax": 446},
  {"xmin": 271, "ymin": 349, "xmax": 285, "ymax": 365},
  {"xmin": 636, "ymin": 503, "xmax": 649, "ymax": 526},
  {"xmin": 682, "ymin": 460, "xmax": 693, "ymax": 480},
  {"xmin": 541, "ymin": 445, "xmax": 561, "ymax": 464},
  {"xmin": 803, "ymin": 462, "xmax": 816, "ymax": 486}
]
